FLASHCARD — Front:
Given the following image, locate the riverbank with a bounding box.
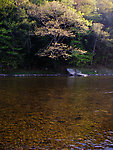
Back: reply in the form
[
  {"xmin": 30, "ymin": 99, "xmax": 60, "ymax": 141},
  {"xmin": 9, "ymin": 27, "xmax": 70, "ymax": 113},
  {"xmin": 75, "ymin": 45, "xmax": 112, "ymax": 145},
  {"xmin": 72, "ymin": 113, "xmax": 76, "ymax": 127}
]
[
  {"xmin": 1, "ymin": 73, "xmax": 113, "ymax": 77},
  {"xmin": 0, "ymin": 73, "xmax": 68, "ymax": 77},
  {"xmin": 0, "ymin": 66, "xmax": 113, "ymax": 77}
]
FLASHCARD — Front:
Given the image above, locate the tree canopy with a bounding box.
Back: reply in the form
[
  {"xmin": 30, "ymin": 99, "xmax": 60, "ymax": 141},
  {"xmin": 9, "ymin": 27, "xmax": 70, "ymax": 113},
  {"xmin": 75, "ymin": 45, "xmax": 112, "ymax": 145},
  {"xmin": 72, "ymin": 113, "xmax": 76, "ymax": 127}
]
[{"xmin": 0, "ymin": 0, "xmax": 113, "ymax": 72}]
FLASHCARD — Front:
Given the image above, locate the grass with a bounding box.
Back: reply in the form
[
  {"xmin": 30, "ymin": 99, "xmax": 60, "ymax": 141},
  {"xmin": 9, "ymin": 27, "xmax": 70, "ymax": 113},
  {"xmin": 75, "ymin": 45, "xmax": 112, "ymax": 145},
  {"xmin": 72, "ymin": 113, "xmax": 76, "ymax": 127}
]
[{"xmin": 79, "ymin": 66, "xmax": 113, "ymax": 75}]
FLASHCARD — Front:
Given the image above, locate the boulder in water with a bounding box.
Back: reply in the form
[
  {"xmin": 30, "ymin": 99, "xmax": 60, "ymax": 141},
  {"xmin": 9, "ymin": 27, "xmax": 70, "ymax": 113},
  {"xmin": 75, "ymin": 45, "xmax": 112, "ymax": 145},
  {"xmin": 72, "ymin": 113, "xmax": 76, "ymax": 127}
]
[{"xmin": 67, "ymin": 68, "xmax": 88, "ymax": 77}]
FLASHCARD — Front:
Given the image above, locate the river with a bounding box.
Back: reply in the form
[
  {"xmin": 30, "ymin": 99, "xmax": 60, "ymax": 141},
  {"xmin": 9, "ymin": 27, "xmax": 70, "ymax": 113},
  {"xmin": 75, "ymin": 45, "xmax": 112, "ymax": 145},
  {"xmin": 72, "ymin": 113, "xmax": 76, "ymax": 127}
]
[{"xmin": 0, "ymin": 76, "xmax": 113, "ymax": 149}]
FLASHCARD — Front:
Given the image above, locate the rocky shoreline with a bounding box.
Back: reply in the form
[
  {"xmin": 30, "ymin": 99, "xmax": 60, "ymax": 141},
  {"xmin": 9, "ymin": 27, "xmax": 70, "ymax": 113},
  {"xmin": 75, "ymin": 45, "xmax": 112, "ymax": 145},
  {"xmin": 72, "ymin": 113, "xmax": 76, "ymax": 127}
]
[
  {"xmin": 1, "ymin": 73, "xmax": 113, "ymax": 77},
  {"xmin": 0, "ymin": 73, "xmax": 67, "ymax": 77}
]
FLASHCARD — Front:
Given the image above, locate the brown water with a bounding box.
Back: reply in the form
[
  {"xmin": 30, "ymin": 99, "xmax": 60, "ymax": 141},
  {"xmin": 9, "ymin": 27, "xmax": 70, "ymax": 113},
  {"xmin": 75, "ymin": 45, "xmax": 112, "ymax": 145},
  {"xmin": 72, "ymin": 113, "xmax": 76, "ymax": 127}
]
[{"xmin": 0, "ymin": 76, "xmax": 113, "ymax": 149}]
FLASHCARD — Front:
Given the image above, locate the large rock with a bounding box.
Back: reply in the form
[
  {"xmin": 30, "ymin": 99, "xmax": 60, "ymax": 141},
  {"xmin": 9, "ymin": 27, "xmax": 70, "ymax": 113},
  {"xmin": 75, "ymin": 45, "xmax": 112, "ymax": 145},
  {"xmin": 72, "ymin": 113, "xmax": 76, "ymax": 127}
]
[{"xmin": 67, "ymin": 68, "xmax": 88, "ymax": 77}]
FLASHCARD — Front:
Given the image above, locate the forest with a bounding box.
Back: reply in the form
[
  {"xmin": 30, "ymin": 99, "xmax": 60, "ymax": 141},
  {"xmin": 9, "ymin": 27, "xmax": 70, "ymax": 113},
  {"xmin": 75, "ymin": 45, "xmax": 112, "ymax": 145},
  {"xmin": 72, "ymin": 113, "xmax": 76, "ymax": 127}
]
[{"xmin": 0, "ymin": 0, "xmax": 113, "ymax": 73}]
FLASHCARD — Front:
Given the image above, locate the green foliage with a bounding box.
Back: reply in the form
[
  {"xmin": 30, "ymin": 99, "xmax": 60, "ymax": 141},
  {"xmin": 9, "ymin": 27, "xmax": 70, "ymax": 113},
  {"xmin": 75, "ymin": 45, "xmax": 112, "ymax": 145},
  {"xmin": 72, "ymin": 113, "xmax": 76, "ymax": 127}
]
[
  {"xmin": 71, "ymin": 40, "xmax": 84, "ymax": 50},
  {"xmin": 70, "ymin": 52, "xmax": 93, "ymax": 67},
  {"xmin": 0, "ymin": 0, "xmax": 113, "ymax": 71},
  {"xmin": 74, "ymin": 0, "xmax": 98, "ymax": 17},
  {"xmin": 0, "ymin": 1, "xmax": 34, "ymax": 71},
  {"xmin": 0, "ymin": 55, "xmax": 23, "ymax": 72},
  {"xmin": 70, "ymin": 32, "xmax": 86, "ymax": 50},
  {"xmin": 29, "ymin": 0, "xmax": 45, "ymax": 5},
  {"xmin": 0, "ymin": 0, "xmax": 15, "ymax": 9}
]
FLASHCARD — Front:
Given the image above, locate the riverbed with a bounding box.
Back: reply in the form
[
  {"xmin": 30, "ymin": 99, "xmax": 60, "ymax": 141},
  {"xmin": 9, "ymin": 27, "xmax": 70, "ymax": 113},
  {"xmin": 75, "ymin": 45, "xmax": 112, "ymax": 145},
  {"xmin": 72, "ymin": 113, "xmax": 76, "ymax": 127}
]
[{"xmin": 0, "ymin": 76, "xmax": 113, "ymax": 149}]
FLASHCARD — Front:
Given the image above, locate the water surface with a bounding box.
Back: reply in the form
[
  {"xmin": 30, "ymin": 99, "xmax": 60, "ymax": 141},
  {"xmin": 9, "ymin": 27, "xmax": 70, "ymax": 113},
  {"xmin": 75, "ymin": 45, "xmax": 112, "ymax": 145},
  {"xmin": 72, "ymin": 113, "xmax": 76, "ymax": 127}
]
[{"xmin": 0, "ymin": 76, "xmax": 113, "ymax": 149}]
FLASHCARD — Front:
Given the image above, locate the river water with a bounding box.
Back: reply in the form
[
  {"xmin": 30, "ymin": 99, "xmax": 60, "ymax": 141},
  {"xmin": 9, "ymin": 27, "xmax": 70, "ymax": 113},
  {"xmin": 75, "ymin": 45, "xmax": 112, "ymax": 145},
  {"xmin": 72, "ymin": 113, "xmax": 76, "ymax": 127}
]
[{"xmin": 0, "ymin": 76, "xmax": 113, "ymax": 149}]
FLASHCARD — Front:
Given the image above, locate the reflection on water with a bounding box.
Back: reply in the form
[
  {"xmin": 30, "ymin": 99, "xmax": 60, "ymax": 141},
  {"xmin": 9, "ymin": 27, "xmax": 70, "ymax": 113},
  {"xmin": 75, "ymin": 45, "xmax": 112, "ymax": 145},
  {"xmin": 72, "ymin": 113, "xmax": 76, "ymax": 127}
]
[{"xmin": 0, "ymin": 76, "xmax": 113, "ymax": 149}]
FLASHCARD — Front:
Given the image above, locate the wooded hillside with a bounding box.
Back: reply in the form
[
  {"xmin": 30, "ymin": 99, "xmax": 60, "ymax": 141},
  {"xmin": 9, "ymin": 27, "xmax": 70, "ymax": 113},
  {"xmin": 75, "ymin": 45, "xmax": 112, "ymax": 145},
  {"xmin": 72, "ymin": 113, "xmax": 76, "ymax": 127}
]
[{"xmin": 0, "ymin": 0, "xmax": 113, "ymax": 72}]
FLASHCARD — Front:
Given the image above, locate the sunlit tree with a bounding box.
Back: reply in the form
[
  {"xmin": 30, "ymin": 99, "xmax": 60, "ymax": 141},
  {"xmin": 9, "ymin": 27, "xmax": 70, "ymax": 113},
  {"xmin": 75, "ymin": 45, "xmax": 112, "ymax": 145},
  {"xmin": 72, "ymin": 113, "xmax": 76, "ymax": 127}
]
[{"xmin": 28, "ymin": 1, "xmax": 91, "ymax": 60}]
